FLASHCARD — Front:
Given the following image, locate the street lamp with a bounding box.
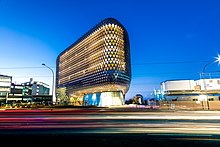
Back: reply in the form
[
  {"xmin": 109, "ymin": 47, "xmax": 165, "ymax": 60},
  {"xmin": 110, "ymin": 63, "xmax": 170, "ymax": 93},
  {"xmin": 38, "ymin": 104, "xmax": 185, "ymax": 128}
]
[
  {"xmin": 42, "ymin": 63, "xmax": 55, "ymax": 104},
  {"xmin": 201, "ymin": 54, "xmax": 220, "ymax": 110}
]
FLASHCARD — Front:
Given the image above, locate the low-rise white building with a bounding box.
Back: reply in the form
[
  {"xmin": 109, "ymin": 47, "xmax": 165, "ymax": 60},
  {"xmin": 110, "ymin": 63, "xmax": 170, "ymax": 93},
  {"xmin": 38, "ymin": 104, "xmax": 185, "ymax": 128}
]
[
  {"xmin": 0, "ymin": 74, "xmax": 12, "ymax": 104},
  {"xmin": 160, "ymin": 78, "xmax": 220, "ymax": 101}
]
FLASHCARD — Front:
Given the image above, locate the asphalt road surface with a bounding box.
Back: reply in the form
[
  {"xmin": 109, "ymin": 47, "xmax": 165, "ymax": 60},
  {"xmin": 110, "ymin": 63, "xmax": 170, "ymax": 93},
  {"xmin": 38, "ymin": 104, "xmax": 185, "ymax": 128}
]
[{"xmin": 0, "ymin": 108, "xmax": 220, "ymax": 146}]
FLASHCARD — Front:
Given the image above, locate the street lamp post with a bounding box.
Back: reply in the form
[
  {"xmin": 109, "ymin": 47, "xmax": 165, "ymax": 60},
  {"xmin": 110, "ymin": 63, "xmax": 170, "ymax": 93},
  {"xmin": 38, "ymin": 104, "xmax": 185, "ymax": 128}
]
[
  {"xmin": 42, "ymin": 63, "xmax": 55, "ymax": 105},
  {"xmin": 202, "ymin": 61, "xmax": 213, "ymax": 110}
]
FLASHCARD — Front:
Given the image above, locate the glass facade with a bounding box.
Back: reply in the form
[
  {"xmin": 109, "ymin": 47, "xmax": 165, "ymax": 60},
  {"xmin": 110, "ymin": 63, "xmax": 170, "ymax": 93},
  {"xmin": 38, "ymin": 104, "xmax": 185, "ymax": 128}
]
[
  {"xmin": 83, "ymin": 91, "xmax": 124, "ymax": 107},
  {"xmin": 56, "ymin": 18, "xmax": 131, "ymax": 107}
]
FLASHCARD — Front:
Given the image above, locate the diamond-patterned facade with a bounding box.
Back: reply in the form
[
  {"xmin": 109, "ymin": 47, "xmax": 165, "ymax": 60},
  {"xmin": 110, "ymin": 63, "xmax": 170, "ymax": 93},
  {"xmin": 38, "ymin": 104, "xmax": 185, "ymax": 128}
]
[{"xmin": 56, "ymin": 18, "xmax": 131, "ymax": 106}]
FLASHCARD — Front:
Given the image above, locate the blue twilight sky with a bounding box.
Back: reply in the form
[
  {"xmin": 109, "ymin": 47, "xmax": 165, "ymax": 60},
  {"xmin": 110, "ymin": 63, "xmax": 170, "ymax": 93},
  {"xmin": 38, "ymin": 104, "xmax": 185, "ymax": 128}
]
[{"xmin": 1, "ymin": 0, "xmax": 220, "ymax": 100}]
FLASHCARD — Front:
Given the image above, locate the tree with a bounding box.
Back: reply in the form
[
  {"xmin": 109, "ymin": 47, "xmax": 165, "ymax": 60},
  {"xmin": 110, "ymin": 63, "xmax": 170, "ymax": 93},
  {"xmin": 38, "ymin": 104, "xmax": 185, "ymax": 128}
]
[{"xmin": 56, "ymin": 87, "xmax": 69, "ymax": 105}]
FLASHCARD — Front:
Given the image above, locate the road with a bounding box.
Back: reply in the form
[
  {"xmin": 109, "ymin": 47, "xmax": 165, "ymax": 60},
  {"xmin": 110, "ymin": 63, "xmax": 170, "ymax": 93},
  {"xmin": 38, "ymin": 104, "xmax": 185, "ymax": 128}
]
[{"xmin": 0, "ymin": 108, "xmax": 220, "ymax": 146}]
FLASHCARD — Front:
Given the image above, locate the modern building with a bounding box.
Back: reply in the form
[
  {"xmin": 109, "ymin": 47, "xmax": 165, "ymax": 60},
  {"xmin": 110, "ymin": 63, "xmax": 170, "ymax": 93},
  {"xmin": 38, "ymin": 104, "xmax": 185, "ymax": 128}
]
[
  {"xmin": 21, "ymin": 78, "xmax": 51, "ymax": 104},
  {"xmin": 22, "ymin": 78, "xmax": 50, "ymax": 96},
  {"xmin": 6, "ymin": 78, "xmax": 51, "ymax": 105},
  {"xmin": 0, "ymin": 74, "xmax": 12, "ymax": 105},
  {"xmin": 56, "ymin": 18, "xmax": 131, "ymax": 107}
]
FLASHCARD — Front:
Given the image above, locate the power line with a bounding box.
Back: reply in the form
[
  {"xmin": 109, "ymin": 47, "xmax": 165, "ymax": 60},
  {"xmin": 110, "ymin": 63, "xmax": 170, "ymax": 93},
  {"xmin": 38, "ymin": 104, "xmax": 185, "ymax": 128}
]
[
  {"xmin": 132, "ymin": 71, "xmax": 200, "ymax": 75},
  {"xmin": 9, "ymin": 71, "xmax": 198, "ymax": 78},
  {"xmin": 0, "ymin": 66, "xmax": 55, "ymax": 69},
  {"xmin": 2, "ymin": 71, "xmax": 201, "ymax": 78},
  {"xmin": 13, "ymin": 76, "xmax": 52, "ymax": 78},
  {"xmin": 132, "ymin": 60, "xmax": 209, "ymax": 65},
  {"xmin": 0, "ymin": 60, "xmax": 209, "ymax": 69}
]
